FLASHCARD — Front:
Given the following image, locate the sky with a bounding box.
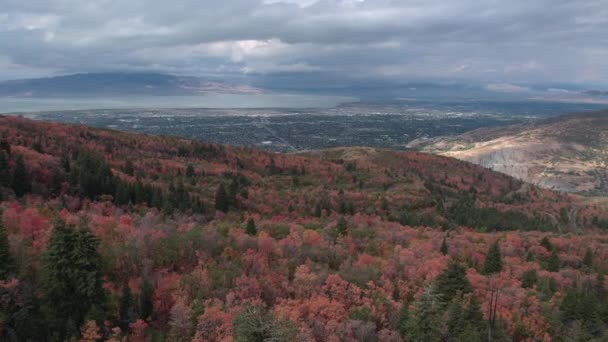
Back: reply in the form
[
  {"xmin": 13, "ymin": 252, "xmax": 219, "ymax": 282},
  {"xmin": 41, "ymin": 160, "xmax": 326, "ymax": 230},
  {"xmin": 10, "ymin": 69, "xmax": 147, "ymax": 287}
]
[{"xmin": 1, "ymin": 0, "xmax": 608, "ymax": 90}]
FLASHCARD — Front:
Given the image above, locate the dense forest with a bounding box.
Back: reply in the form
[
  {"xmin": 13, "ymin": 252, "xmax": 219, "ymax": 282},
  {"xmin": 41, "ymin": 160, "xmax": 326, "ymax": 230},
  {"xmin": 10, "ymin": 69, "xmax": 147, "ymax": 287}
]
[{"xmin": 1, "ymin": 115, "xmax": 608, "ymax": 341}]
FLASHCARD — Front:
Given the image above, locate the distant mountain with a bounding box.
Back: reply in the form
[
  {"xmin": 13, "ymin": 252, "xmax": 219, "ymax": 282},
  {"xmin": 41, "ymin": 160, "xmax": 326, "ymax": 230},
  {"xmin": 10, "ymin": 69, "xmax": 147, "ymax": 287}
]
[
  {"xmin": 0, "ymin": 72, "xmax": 263, "ymax": 97},
  {"xmin": 415, "ymin": 110, "xmax": 608, "ymax": 195},
  {"xmin": 584, "ymin": 90, "xmax": 608, "ymax": 97}
]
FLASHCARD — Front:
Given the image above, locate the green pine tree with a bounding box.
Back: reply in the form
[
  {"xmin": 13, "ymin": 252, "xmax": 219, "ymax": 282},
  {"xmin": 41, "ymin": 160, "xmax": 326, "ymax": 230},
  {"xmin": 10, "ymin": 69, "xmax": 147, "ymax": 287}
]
[
  {"xmin": 245, "ymin": 218, "xmax": 257, "ymax": 236},
  {"xmin": 483, "ymin": 240, "xmax": 503, "ymax": 275},
  {"xmin": 314, "ymin": 202, "xmax": 322, "ymax": 218},
  {"xmin": 546, "ymin": 249, "xmax": 561, "ymax": 272},
  {"xmin": 42, "ymin": 219, "xmax": 106, "ymax": 337},
  {"xmin": 405, "ymin": 288, "xmax": 441, "ymax": 342},
  {"xmin": 463, "ymin": 296, "xmax": 486, "ymax": 335},
  {"xmin": 434, "ymin": 260, "xmax": 472, "ymax": 303},
  {"xmin": 521, "ymin": 269, "xmax": 538, "ymax": 288},
  {"xmin": 396, "ymin": 302, "xmax": 409, "ymax": 338},
  {"xmin": 119, "ymin": 283, "xmax": 135, "ymax": 330},
  {"xmin": 214, "ymin": 183, "xmax": 229, "ymax": 212},
  {"xmin": 540, "ymin": 236, "xmax": 553, "ymax": 251},
  {"xmin": 124, "ymin": 160, "xmax": 134, "ymax": 176},
  {"xmin": 0, "ymin": 151, "xmax": 10, "ymax": 187},
  {"xmin": 336, "ymin": 217, "xmax": 348, "ymax": 236},
  {"xmin": 445, "ymin": 297, "xmax": 465, "ymax": 339},
  {"xmin": 140, "ymin": 275, "xmax": 154, "ymax": 321},
  {"xmin": 12, "ymin": 154, "xmax": 31, "ymax": 197},
  {"xmin": 0, "ymin": 210, "xmax": 15, "ymax": 279},
  {"xmin": 440, "ymin": 237, "xmax": 448, "ymax": 256},
  {"xmin": 583, "ymin": 248, "xmax": 593, "ymax": 269}
]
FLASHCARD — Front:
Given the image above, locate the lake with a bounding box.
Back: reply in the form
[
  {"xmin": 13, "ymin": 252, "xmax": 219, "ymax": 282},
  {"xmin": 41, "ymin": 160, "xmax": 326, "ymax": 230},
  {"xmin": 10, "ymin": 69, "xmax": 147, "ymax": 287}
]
[{"xmin": 0, "ymin": 94, "xmax": 357, "ymax": 113}]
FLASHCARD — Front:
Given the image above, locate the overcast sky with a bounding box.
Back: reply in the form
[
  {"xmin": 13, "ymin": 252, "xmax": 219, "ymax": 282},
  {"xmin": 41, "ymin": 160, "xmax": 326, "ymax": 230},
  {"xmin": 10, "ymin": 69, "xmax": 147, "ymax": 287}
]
[{"xmin": 1, "ymin": 0, "xmax": 607, "ymax": 88}]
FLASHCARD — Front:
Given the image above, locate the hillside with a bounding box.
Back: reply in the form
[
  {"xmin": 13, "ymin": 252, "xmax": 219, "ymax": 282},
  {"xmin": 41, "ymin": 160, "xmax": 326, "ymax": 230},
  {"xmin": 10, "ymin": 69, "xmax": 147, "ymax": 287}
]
[
  {"xmin": 417, "ymin": 110, "xmax": 608, "ymax": 196},
  {"xmin": 1, "ymin": 115, "xmax": 608, "ymax": 341},
  {"xmin": 0, "ymin": 73, "xmax": 262, "ymax": 97}
]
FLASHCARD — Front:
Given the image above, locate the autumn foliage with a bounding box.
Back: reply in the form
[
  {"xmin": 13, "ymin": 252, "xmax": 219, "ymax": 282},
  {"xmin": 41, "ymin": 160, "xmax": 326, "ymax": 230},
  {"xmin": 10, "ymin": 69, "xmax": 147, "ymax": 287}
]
[{"xmin": 0, "ymin": 115, "xmax": 607, "ymax": 341}]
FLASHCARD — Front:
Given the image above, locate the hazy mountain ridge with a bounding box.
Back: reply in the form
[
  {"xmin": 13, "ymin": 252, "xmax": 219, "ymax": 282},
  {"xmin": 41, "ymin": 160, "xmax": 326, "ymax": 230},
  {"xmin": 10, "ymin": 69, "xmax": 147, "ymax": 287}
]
[
  {"xmin": 0, "ymin": 72, "xmax": 263, "ymax": 97},
  {"xmin": 419, "ymin": 110, "xmax": 608, "ymax": 195}
]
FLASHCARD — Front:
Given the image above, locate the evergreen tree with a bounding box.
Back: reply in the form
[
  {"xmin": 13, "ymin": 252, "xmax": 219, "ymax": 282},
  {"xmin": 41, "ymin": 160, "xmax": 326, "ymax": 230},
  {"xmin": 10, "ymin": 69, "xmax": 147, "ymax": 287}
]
[
  {"xmin": 406, "ymin": 288, "xmax": 441, "ymax": 342},
  {"xmin": 336, "ymin": 217, "xmax": 348, "ymax": 236},
  {"xmin": 0, "ymin": 151, "xmax": 10, "ymax": 187},
  {"xmin": 440, "ymin": 237, "xmax": 448, "ymax": 256},
  {"xmin": 185, "ymin": 164, "xmax": 195, "ymax": 178},
  {"xmin": 445, "ymin": 297, "xmax": 465, "ymax": 339},
  {"xmin": 73, "ymin": 150, "xmax": 116, "ymax": 199},
  {"xmin": 119, "ymin": 283, "xmax": 135, "ymax": 330},
  {"xmin": 483, "ymin": 240, "xmax": 503, "ymax": 275},
  {"xmin": 124, "ymin": 160, "xmax": 134, "ymax": 176},
  {"xmin": 540, "ymin": 236, "xmax": 553, "ymax": 251},
  {"xmin": 42, "ymin": 219, "xmax": 106, "ymax": 338},
  {"xmin": 0, "ymin": 210, "xmax": 14, "ymax": 280},
  {"xmin": 214, "ymin": 183, "xmax": 229, "ymax": 213},
  {"xmin": 50, "ymin": 168, "xmax": 64, "ymax": 196},
  {"xmin": 521, "ymin": 269, "xmax": 538, "ymax": 288},
  {"xmin": 114, "ymin": 181, "xmax": 131, "ymax": 206},
  {"xmin": 583, "ymin": 248, "xmax": 593, "ymax": 269},
  {"xmin": 13, "ymin": 283, "xmax": 46, "ymax": 341},
  {"xmin": 463, "ymin": 296, "xmax": 486, "ymax": 335},
  {"xmin": 245, "ymin": 218, "xmax": 257, "ymax": 236},
  {"xmin": 435, "ymin": 261, "xmax": 472, "ymax": 303},
  {"xmin": 11, "ymin": 154, "xmax": 31, "ymax": 197},
  {"xmin": 140, "ymin": 276, "xmax": 154, "ymax": 321},
  {"xmin": 314, "ymin": 202, "xmax": 322, "ymax": 218},
  {"xmin": 457, "ymin": 325, "xmax": 483, "ymax": 342},
  {"xmin": 396, "ymin": 302, "xmax": 409, "ymax": 338},
  {"xmin": 546, "ymin": 249, "xmax": 561, "ymax": 272}
]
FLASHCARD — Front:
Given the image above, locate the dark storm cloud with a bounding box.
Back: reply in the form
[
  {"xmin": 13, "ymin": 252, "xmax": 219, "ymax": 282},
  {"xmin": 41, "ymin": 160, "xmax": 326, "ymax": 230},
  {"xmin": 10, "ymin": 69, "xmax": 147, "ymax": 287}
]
[{"xmin": 1, "ymin": 0, "xmax": 607, "ymax": 86}]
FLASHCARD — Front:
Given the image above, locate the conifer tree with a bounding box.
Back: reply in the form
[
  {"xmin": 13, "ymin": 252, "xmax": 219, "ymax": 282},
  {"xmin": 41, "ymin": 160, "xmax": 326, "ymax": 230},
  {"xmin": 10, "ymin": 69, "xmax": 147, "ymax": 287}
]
[
  {"xmin": 0, "ymin": 209, "xmax": 14, "ymax": 279},
  {"xmin": 435, "ymin": 260, "xmax": 472, "ymax": 302},
  {"xmin": 583, "ymin": 247, "xmax": 593, "ymax": 269},
  {"xmin": 546, "ymin": 249, "xmax": 561, "ymax": 272},
  {"xmin": 483, "ymin": 240, "xmax": 503, "ymax": 275},
  {"xmin": 0, "ymin": 151, "xmax": 10, "ymax": 187},
  {"xmin": 214, "ymin": 183, "xmax": 229, "ymax": 212},
  {"xmin": 440, "ymin": 237, "xmax": 448, "ymax": 256},
  {"xmin": 42, "ymin": 219, "xmax": 106, "ymax": 337},
  {"xmin": 445, "ymin": 297, "xmax": 465, "ymax": 339},
  {"xmin": 124, "ymin": 160, "xmax": 134, "ymax": 176},
  {"xmin": 12, "ymin": 154, "xmax": 31, "ymax": 197},
  {"xmin": 540, "ymin": 236, "xmax": 553, "ymax": 251},
  {"xmin": 119, "ymin": 283, "xmax": 135, "ymax": 330},
  {"xmin": 463, "ymin": 296, "xmax": 486, "ymax": 334},
  {"xmin": 396, "ymin": 302, "xmax": 409, "ymax": 338},
  {"xmin": 336, "ymin": 217, "xmax": 348, "ymax": 236},
  {"xmin": 245, "ymin": 218, "xmax": 257, "ymax": 236},
  {"xmin": 140, "ymin": 275, "xmax": 154, "ymax": 321},
  {"xmin": 405, "ymin": 288, "xmax": 441, "ymax": 342}
]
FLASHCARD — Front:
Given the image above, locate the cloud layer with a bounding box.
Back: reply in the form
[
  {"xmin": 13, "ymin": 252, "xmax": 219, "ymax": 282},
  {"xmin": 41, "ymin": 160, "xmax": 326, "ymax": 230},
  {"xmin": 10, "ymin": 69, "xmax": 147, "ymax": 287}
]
[{"xmin": 1, "ymin": 0, "xmax": 607, "ymax": 87}]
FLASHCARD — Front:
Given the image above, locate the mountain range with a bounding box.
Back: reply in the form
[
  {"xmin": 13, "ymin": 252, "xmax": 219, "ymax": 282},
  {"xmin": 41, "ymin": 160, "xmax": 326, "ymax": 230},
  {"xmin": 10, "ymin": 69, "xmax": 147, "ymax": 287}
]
[{"xmin": 0, "ymin": 73, "xmax": 262, "ymax": 97}]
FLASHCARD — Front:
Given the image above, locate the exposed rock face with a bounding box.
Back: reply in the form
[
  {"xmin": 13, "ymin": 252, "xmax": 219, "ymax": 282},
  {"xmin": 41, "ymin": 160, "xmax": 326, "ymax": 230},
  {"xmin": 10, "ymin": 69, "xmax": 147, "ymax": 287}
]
[{"xmin": 420, "ymin": 111, "xmax": 608, "ymax": 195}]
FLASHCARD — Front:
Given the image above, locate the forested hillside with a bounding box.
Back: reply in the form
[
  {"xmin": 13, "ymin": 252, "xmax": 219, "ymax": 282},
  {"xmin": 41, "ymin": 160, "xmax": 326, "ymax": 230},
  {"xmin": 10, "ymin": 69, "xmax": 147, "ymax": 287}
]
[{"xmin": 1, "ymin": 115, "xmax": 608, "ymax": 341}]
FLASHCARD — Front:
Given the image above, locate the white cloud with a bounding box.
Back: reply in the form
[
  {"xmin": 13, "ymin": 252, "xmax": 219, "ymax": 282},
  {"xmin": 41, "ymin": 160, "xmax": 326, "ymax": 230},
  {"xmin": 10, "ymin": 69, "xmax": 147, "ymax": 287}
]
[{"xmin": 485, "ymin": 83, "xmax": 531, "ymax": 93}]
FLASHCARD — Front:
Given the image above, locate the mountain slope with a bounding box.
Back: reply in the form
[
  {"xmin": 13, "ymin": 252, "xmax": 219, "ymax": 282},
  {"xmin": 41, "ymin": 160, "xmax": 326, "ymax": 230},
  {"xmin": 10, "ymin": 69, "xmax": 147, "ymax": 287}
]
[
  {"xmin": 2, "ymin": 115, "xmax": 608, "ymax": 341},
  {"xmin": 0, "ymin": 72, "xmax": 262, "ymax": 97},
  {"xmin": 418, "ymin": 110, "xmax": 608, "ymax": 195},
  {"xmin": 1, "ymin": 115, "xmax": 603, "ymax": 232}
]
